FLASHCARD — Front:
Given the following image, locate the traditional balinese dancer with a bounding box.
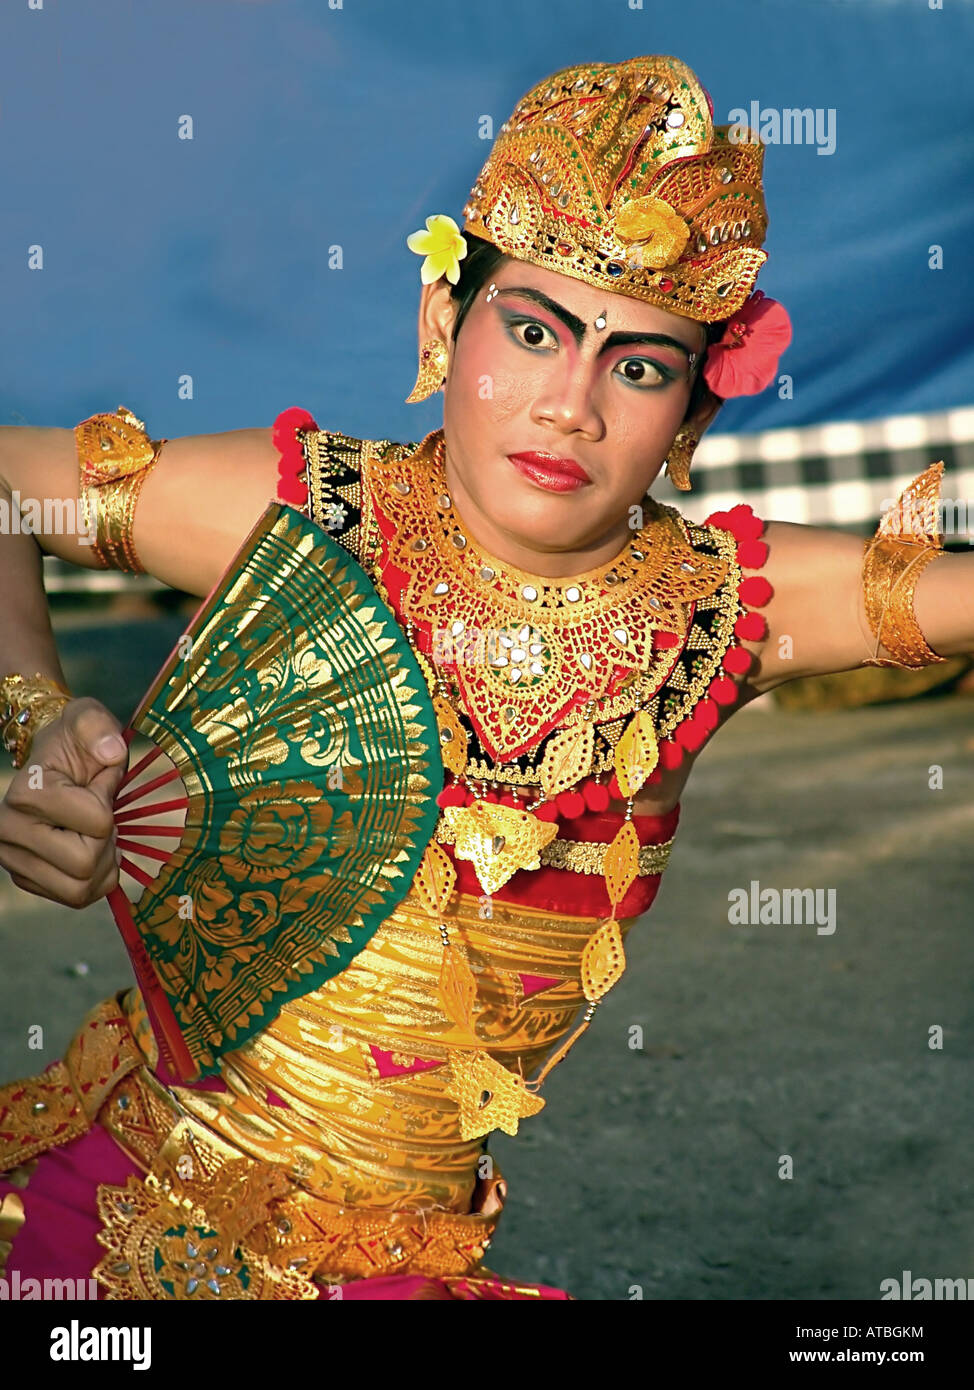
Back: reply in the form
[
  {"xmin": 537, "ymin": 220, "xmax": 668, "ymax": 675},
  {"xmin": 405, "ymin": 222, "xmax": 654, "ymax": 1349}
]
[{"xmin": 1, "ymin": 55, "xmax": 970, "ymax": 1300}]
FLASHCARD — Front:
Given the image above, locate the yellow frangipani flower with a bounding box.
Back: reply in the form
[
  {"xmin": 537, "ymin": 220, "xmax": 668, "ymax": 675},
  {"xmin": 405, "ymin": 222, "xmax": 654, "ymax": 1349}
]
[{"xmin": 406, "ymin": 214, "xmax": 468, "ymax": 286}]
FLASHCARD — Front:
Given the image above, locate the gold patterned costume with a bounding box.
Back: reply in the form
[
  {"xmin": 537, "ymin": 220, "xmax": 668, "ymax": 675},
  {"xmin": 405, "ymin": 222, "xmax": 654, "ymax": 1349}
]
[
  {"xmin": 0, "ymin": 419, "xmax": 950, "ymax": 1301},
  {"xmin": 0, "ymin": 53, "xmax": 951, "ymax": 1302},
  {"xmin": 0, "ymin": 412, "xmax": 762, "ymax": 1299}
]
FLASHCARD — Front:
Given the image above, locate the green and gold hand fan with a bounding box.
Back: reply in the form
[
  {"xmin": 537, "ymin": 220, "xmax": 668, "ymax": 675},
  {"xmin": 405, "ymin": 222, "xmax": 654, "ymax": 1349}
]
[{"xmin": 107, "ymin": 502, "xmax": 442, "ymax": 1082}]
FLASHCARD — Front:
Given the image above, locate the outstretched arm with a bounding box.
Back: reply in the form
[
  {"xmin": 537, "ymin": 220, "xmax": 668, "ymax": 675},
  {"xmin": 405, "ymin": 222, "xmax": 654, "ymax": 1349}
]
[
  {"xmin": 0, "ymin": 423, "xmax": 284, "ymax": 599},
  {"xmin": 0, "ymin": 417, "xmax": 288, "ymax": 909},
  {"xmin": 741, "ymin": 514, "xmax": 974, "ymax": 696}
]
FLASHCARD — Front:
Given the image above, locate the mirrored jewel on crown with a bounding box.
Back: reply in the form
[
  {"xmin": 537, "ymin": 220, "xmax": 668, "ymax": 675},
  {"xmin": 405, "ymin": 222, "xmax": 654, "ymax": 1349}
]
[{"xmin": 461, "ymin": 55, "xmax": 769, "ymax": 323}]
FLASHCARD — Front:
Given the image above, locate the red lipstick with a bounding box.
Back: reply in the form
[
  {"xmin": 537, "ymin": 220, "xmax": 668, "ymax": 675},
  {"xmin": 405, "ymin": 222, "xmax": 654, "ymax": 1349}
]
[{"xmin": 507, "ymin": 451, "xmax": 591, "ymax": 493}]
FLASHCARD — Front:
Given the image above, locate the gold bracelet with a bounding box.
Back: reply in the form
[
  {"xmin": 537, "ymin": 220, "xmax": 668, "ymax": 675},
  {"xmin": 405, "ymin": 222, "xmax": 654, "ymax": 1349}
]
[
  {"xmin": 862, "ymin": 461, "xmax": 947, "ymax": 669},
  {"xmin": 0, "ymin": 672, "xmax": 72, "ymax": 769},
  {"xmin": 862, "ymin": 543, "xmax": 947, "ymax": 668},
  {"xmin": 76, "ymin": 405, "xmax": 167, "ymax": 572}
]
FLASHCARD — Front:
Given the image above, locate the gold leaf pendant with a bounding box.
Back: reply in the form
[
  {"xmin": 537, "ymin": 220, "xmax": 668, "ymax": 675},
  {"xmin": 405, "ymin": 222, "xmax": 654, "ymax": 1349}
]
[
  {"xmin": 433, "ymin": 695, "xmax": 469, "ymax": 777},
  {"xmin": 539, "ymin": 722, "xmax": 595, "ymax": 799},
  {"xmin": 438, "ymin": 944, "xmax": 479, "ymax": 1034},
  {"xmin": 446, "ymin": 1049, "xmax": 546, "ymax": 1141},
  {"xmin": 414, "ymin": 841, "xmax": 457, "ymax": 918},
  {"xmin": 603, "ymin": 820, "xmax": 641, "ymax": 908},
  {"xmin": 441, "ymin": 802, "xmax": 559, "ymax": 895},
  {"xmin": 580, "ymin": 918, "xmax": 627, "ymax": 1001},
  {"xmin": 614, "ymin": 709, "xmax": 659, "ymax": 798}
]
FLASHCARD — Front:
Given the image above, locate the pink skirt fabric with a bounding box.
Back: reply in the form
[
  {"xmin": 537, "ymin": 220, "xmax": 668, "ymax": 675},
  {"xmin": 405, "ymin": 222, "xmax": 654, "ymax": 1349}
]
[{"xmin": 0, "ymin": 1128, "xmax": 570, "ymax": 1300}]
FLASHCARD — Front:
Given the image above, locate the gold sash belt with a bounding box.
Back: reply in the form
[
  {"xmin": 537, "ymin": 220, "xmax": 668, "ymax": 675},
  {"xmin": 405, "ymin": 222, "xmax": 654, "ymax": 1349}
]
[
  {"xmin": 0, "ymin": 995, "xmax": 142, "ymax": 1170},
  {"xmin": 436, "ymin": 823, "xmax": 674, "ymax": 876},
  {"xmin": 1, "ymin": 995, "xmax": 505, "ymax": 1298}
]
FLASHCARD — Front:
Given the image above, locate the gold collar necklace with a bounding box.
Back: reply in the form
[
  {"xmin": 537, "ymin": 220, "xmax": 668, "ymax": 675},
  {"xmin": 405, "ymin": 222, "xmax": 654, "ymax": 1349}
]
[{"xmin": 373, "ymin": 429, "xmax": 727, "ymax": 764}]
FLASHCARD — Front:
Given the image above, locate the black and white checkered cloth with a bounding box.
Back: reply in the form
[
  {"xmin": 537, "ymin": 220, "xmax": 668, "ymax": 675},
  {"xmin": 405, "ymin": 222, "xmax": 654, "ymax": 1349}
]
[
  {"xmin": 42, "ymin": 406, "xmax": 974, "ymax": 595},
  {"xmin": 657, "ymin": 405, "xmax": 974, "ymax": 543}
]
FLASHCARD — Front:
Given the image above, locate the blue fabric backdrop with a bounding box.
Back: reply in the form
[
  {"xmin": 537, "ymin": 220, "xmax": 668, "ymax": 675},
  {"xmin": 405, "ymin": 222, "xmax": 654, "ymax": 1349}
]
[{"xmin": 1, "ymin": 0, "xmax": 972, "ymax": 440}]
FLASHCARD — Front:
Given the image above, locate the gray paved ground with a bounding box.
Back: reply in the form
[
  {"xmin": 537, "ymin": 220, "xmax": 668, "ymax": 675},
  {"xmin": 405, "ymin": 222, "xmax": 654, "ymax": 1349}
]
[{"xmin": 2, "ymin": 613, "xmax": 972, "ymax": 1300}]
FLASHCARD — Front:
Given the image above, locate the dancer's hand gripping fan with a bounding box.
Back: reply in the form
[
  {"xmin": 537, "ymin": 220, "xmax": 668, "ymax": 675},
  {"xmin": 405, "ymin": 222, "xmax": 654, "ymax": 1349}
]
[{"xmin": 106, "ymin": 502, "xmax": 442, "ymax": 1081}]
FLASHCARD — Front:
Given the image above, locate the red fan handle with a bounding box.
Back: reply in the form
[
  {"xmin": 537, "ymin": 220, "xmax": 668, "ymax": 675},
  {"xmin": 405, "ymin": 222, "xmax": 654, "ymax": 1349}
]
[{"xmin": 106, "ymin": 725, "xmax": 198, "ymax": 1081}]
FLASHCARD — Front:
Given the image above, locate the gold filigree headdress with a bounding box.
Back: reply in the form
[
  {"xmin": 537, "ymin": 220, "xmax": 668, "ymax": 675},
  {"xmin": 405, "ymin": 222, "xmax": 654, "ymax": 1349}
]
[{"xmin": 460, "ymin": 54, "xmax": 769, "ymax": 324}]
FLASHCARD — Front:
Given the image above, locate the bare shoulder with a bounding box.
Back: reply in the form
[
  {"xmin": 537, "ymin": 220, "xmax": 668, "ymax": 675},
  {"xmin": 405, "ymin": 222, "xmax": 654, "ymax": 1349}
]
[
  {"xmin": 762, "ymin": 517, "xmax": 866, "ymax": 574},
  {"xmin": 0, "ymin": 420, "xmax": 289, "ymax": 595},
  {"xmin": 738, "ymin": 518, "xmax": 873, "ymax": 693}
]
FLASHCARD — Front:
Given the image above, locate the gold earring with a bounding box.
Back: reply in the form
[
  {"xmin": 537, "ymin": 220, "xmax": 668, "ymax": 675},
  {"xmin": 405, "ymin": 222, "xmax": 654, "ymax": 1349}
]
[
  {"xmin": 664, "ymin": 427, "xmax": 699, "ymax": 492},
  {"xmin": 406, "ymin": 338, "xmax": 449, "ymax": 403}
]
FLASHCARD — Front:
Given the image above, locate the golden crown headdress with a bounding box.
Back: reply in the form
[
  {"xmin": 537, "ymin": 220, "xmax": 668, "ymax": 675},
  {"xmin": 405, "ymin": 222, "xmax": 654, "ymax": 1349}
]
[{"xmin": 460, "ymin": 55, "xmax": 769, "ymax": 324}]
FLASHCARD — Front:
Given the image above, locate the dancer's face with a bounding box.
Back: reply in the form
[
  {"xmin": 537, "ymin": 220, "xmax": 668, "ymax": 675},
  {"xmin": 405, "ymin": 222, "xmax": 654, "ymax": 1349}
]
[{"xmin": 418, "ymin": 257, "xmax": 720, "ymax": 575}]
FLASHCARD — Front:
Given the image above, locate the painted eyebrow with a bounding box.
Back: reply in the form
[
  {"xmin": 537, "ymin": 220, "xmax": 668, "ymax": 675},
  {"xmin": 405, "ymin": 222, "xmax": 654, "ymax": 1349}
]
[{"xmin": 495, "ymin": 285, "xmax": 696, "ymax": 360}]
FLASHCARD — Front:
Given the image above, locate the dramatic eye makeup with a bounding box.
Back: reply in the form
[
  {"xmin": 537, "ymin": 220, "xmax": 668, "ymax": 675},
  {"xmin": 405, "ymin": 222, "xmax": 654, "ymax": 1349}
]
[
  {"xmin": 498, "ymin": 306, "xmax": 681, "ymax": 388},
  {"xmin": 503, "ymin": 314, "xmax": 559, "ymax": 350},
  {"xmin": 614, "ymin": 357, "xmax": 671, "ymax": 387}
]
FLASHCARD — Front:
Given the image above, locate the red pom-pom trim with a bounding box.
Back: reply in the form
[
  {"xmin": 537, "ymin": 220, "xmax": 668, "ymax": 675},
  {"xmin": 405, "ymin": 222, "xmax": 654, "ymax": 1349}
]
[
  {"xmin": 675, "ymin": 720, "xmax": 707, "ymax": 752},
  {"xmin": 483, "ymin": 791, "xmax": 499, "ymax": 804},
  {"xmin": 659, "ymin": 740, "xmax": 683, "ymax": 771},
  {"xmin": 722, "ymin": 646, "xmax": 752, "ymax": 675},
  {"xmin": 651, "ymin": 503, "xmax": 768, "ymax": 754},
  {"xmin": 272, "ymin": 406, "xmax": 318, "ymax": 446},
  {"xmin": 272, "ymin": 406, "xmax": 317, "ymax": 509},
  {"xmin": 695, "ymin": 697, "xmax": 719, "ymax": 731},
  {"xmin": 739, "ymin": 576, "xmax": 772, "ymax": 607},
  {"xmin": 737, "ymin": 540, "xmax": 769, "ymax": 569},
  {"xmin": 647, "ymin": 766, "xmax": 663, "ymax": 785},
  {"xmin": 277, "ymin": 476, "xmax": 309, "ymax": 506},
  {"xmin": 500, "ymin": 793, "xmax": 519, "ymax": 808},
  {"xmin": 556, "ymin": 790, "xmax": 586, "ymax": 819},
  {"xmin": 608, "ymin": 773, "xmax": 622, "ymax": 800},
  {"xmin": 735, "ymin": 612, "xmax": 767, "ymax": 642},
  {"xmin": 709, "ymin": 676, "xmax": 739, "ymax": 706},
  {"xmin": 653, "ymin": 630, "xmax": 681, "ymax": 650},
  {"xmin": 533, "ymin": 801, "xmax": 559, "ymax": 822},
  {"xmin": 582, "ymin": 780, "xmax": 610, "ymax": 813},
  {"xmin": 726, "ymin": 505, "xmax": 765, "ymax": 542},
  {"xmin": 436, "ymin": 785, "xmax": 467, "ymax": 809}
]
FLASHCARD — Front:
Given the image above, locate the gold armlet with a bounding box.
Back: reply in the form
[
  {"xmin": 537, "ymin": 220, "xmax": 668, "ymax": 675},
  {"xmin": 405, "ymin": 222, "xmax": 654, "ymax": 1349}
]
[
  {"xmin": 862, "ymin": 461, "xmax": 948, "ymax": 669},
  {"xmin": 75, "ymin": 404, "xmax": 168, "ymax": 573},
  {"xmin": 1, "ymin": 672, "xmax": 72, "ymax": 769}
]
